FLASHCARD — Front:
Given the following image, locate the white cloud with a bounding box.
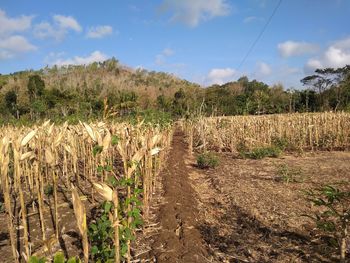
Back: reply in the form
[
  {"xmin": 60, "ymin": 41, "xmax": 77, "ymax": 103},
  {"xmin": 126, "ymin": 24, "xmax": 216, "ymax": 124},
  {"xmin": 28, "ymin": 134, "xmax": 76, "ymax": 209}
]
[
  {"xmin": 305, "ymin": 37, "xmax": 350, "ymax": 72},
  {"xmin": 159, "ymin": 0, "xmax": 231, "ymax": 27},
  {"xmin": 34, "ymin": 14, "xmax": 81, "ymax": 41},
  {"xmin": 0, "ymin": 35, "xmax": 36, "ymax": 60},
  {"xmin": 243, "ymin": 16, "xmax": 263, "ymax": 23},
  {"xmin": 0, "ymin": 9, "xmax": 33, "ymax": 37},
  {"xmin": 278, "ymin": 41, "xmax": 319, "ymax": 58},
  {"xmin": 53, "ymin": 15, "xmax": 82, "ymax": 32},
  {"xmin": 155, "ymin": 48, "xmax": 175, "ymax": 65},
  {"xmin": 255, "ymin": 61, "xmax": 272, "ymax": 76},
  {"xmin": 48, "ymin": 51, "xmax": 108, "ymax": 66},
  {"xmin": 206, "ymin": 67, "xmax": 237, "ymax": 85},
  {"xmin": 86, "ymin": 25, "xmax": 113, "ymax": 38}
]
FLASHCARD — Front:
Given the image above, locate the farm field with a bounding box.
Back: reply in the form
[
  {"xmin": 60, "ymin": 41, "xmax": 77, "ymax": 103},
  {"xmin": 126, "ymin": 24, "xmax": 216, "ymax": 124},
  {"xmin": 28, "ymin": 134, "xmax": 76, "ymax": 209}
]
[
  {"xmin": 189, "ymin": 151, "xmax": 350, "ymax": 262},
  {"xmin": 0, "ymin": 112, "xmax": 349, "ymax": 262}
]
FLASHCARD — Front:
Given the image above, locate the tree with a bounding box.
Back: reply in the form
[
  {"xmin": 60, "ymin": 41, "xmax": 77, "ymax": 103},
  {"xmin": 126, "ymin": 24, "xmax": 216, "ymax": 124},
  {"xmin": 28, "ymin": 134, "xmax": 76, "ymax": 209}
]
[
  {"xmin": 28, "ymin": 74, "xmax": 45, "ymax": 100},
  {"xmin": 5, "ymin": 90, "xmax": 19, "ymax": 118}
]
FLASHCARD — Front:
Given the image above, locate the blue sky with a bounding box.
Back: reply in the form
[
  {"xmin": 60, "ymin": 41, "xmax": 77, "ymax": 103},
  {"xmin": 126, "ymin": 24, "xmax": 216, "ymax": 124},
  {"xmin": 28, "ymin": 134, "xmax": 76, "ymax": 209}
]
[{"xmin": 0, "ymin": 0, "xmax": 349, "ymax": 88}]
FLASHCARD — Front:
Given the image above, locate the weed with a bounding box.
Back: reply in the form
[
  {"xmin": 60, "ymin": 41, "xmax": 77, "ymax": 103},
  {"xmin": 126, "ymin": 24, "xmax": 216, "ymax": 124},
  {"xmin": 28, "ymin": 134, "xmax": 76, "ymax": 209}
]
[
  {"xmin": 272, "ymin": 136, "xmax": 289, "ymax": 151},
  {"xmin": 241, "ymin": 146, "xmax": 281, "ymax": 159},
  {"xmin": 276, "ymin": 163, "xmax": 304, "ymax": 183},
  {"xmin": 197, "ymin": 152, "xmax": 219, "ymax": 169},
  {"xmin": 44, "ymin": 185, "xmax": 54, "ymax": 197},
  {"xmin": 304, "ymin": 185, "xmax": 350, "ymax": 262}
]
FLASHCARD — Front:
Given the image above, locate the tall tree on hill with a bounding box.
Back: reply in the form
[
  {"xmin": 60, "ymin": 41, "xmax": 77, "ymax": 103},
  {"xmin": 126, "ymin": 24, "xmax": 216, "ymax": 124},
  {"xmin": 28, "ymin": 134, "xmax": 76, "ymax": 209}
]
[
  {"xmin": 27, "ymin": 74, "xmax": 46, "ymax": 119},
  {"xmin": 5, "ymin": 90, "xmax": 19, "ymax": 118}
]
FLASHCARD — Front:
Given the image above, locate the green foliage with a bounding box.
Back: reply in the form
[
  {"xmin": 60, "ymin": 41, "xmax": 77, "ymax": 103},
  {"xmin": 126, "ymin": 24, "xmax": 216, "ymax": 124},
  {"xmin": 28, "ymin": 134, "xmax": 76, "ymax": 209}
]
[
  {"xmin": 44, "ymin": 184, "xmax": 54, "ymax": 197},
  {"xmin": 28, "ymin": 252, "xmax": 81, "ymax": 263},
  {"xmin": 271, "ymin": 136, "xmax": 289, "ymax": 151},
  {"xmin": 303, "ymin": 185, "xmax": 350, "ymax": 259},
  {"xmin": 88, "ymin": 201, "xmax": 115, "ymax": 262},
  {"xmin": 197, "ymin": 152, "xmax": 219, "ymax": 169},
  {"xmin": 111, "ymin": 135, "xmax": 119, "ymax": 146},
  {"xmin": 28, "ymin": 74, "xmax": 45, "ymax": 99},
  {"xmin": 93, "ymin": 145, "xmax": 103, "ymax": 157},
  {"xmin": 241, "ymin": 146, "xmax": 281, "ymax": 159},
  {"xmin": 275, "ymin": 163, "xmax": 304, "ymax": 183},
  {"xmin": 89, "ymin": 160, "xmax": 144, "ymax": 262},
  {"xmin": 4, "ymin": 90, "xmax": 18, "ymax": 116}
]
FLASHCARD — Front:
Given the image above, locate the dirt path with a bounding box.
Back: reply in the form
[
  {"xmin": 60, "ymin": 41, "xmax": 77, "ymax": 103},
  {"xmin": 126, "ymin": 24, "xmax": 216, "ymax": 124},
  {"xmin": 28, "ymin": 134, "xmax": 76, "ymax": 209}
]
[{"xmin": 149, "ymin": 129, "xmax": 210, "ymax": 263}]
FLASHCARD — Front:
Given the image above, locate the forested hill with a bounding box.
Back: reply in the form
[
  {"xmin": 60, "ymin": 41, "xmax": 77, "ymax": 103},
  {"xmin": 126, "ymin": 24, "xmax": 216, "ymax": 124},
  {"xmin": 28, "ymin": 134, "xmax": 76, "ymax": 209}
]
[
  {"xmin": 0, "ymin": 58, "xmax": 349, "ymax": 124},
  {"xmin": 0, "ymin": 58, "xmax": 202, "ymax": 123}
]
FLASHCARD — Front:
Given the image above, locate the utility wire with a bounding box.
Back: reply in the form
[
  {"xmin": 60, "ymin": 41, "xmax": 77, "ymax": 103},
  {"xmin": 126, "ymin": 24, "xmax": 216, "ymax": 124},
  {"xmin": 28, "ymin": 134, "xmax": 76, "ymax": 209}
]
[{"xmin": 237, "ymin": 0, "xmax": 283, "ymax": 70}]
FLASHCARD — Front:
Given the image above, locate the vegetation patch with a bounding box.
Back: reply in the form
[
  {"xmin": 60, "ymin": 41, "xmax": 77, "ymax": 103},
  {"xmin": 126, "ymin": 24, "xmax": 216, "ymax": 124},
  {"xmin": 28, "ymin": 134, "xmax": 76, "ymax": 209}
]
[
  {"xmin": 197, "ymin": 152, "xmax": 219, "ymax": 169},
  {"xmin": 304, "ymin": 184, "xmax": 350, "ymax": 262},
  {"xmin": 275, "ymin": 163, "xmax": 305, "ymax": 183},
  {"xmin": 240, "ymin": 146, "xmax": 282, "ymax": 159}
]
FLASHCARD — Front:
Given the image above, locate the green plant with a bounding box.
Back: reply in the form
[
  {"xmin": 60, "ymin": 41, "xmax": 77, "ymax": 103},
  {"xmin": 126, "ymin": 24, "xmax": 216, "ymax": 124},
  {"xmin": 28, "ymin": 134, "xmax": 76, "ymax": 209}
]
[
  {"xmin": 88, "ymin": 201, "xmax": 115, "ymax": 262},
  {"xmin": 44, "ymin": 184, "xmax": 54, "ymax": 196},
  {"xmin": 272, "ymin": 136, "xmax": 289, "ymax": 151},
  {"xmin": 276, "ymin": 163, "xmax": 304, "ymax": 183},
  {"xmin": 197, "ymin": 152, "xmax": 219, "ymax": 169},
  {"xmin": 304, "ymin": 185, "xmax": 350, "ymax": 262},
  {"xmin": 28, "ymin": 252, "xmax": 81, "ymax": 263},
  {"xmin": 89, "ymin": 162, "xmax": 144, "ymax": 262},
  {"xmin": 241, "ymin": 146, "xmax": 281, "ymax": 159}
]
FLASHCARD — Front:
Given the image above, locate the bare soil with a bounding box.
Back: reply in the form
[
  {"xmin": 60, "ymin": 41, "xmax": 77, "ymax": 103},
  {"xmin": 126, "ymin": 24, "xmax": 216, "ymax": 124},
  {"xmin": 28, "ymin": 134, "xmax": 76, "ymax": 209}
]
[
  {"xmin": 146, "ymin": 130, "xmax": 211, "ymax": 262},
  {"xmin": 189, "ymin": 151, "xmax": 350, "ymax": 262}
]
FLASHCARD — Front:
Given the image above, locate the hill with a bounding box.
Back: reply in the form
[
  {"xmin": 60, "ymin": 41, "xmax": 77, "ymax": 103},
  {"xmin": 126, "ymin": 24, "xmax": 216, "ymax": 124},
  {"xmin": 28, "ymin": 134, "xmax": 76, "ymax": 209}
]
[{"xmin": 0, "ymin": 58, "xmax": 202, "ymax": 123}]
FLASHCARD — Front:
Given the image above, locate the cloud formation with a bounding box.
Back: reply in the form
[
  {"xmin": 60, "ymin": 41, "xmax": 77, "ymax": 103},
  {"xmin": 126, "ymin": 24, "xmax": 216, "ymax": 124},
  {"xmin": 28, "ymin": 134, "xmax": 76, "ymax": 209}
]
[
  {"xmin": 255, "ymin": 61, "xmax": 272, "ymax": 76},
  {"xmin": 0, "ymin": 9, "xmax": 33, "ymax": 36},
  {"xmin": 305, "ymin": 37, "xmax": 350, "ymax": 72},
  {"xmin": 86, "ymin": 25, "xmax": 113, "ymax": 38},
  {"xmin": 0, "ymin": 9, "xmax": 36, "ymax": 60},
  {"xmin": 243, "ymin": 16, "xmax": 263, "ymax": 23},
  {"xmin": 48, "ymin": 50, "xmax": 108, "ymax": 66},
  {"xmin": 278, "ymin": 41, "xmax": 319, "ymax": 58},
  {"xmin": 155, "ymin": 48, "xmax": 175, "ymax": 65},
  {"xmin": 206, "ymin": 67, "xmax": 237, "ymax": 85},
  {"xmin": 159, "ymin": 0, "xmax": 231, "ymax": 27},
  {"xmin": 34, "ymin": 15, "xmax": 82, "ymax": 41}
]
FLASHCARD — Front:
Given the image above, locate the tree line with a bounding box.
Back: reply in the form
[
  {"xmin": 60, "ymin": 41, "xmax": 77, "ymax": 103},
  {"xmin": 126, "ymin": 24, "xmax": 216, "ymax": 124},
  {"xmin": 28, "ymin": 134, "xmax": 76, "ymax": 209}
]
[{"xmin": 0, "ymin": 60, "xmax": 349, "ymax": 124}]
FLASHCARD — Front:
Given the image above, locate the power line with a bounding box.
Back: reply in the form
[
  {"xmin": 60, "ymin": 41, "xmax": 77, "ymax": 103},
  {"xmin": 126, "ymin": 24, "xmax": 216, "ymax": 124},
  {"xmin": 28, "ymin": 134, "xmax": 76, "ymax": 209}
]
[{"xmin": 237, "ymin": 0, "xmax": 283, "ymax": 70}]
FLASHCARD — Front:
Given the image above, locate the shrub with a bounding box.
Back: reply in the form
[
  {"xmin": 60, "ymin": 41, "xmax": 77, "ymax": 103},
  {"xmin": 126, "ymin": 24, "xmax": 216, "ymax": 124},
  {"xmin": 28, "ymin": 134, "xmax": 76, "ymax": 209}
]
[
  {"xmin": 241, "ymin": 146, "xmax": 281, "ymax": 159},
  {"xmin": 197, "ymin": 152, "xmax": 219, "ymax": 169},
  {"xmin": 272, "ymin": 136, "xmax": 289, "ymax": 151}
]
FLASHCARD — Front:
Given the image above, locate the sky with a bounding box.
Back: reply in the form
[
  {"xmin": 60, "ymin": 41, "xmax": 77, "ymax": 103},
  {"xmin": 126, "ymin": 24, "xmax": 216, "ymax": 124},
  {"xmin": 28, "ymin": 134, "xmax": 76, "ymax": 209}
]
[{"xmin": 0, "ymin": 0, "xmax": 349, "ymax": 89}]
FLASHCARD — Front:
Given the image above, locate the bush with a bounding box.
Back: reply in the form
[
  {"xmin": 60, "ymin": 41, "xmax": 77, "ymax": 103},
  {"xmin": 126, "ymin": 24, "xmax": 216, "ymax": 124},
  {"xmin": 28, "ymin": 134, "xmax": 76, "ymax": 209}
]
[
  {"xmin": 272, "ymin": 136, "xmax": 289, "ymax": 151},
  {"xmin": 197, "ymin": 152, "xmax": 219, "ymax": 169},
  {"xmin": 241, "ymin": 146, "xmax": 281, "ymax": 159}
]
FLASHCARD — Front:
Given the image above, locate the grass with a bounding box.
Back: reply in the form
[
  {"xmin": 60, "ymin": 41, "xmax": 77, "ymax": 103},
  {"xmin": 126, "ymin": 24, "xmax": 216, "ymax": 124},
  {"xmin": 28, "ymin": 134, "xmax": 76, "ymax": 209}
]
[
  {"xmin": 197, "ymin": 152, "xmax": 219, "ymax": 169},
  {"xmin": 275, "ymin": 163, "xmax": 305, "ymax": 183}
]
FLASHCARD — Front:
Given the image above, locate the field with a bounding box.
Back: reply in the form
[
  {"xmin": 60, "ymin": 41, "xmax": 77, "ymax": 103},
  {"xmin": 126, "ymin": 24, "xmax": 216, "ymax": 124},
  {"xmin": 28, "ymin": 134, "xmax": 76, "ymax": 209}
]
[
  {"xmin": 190, "ymin": 151, "xmax": 350, "ymax": 262},
  {"xmin": 0, "ymin": 112, "xmax": 349, "ymax": 262}
]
